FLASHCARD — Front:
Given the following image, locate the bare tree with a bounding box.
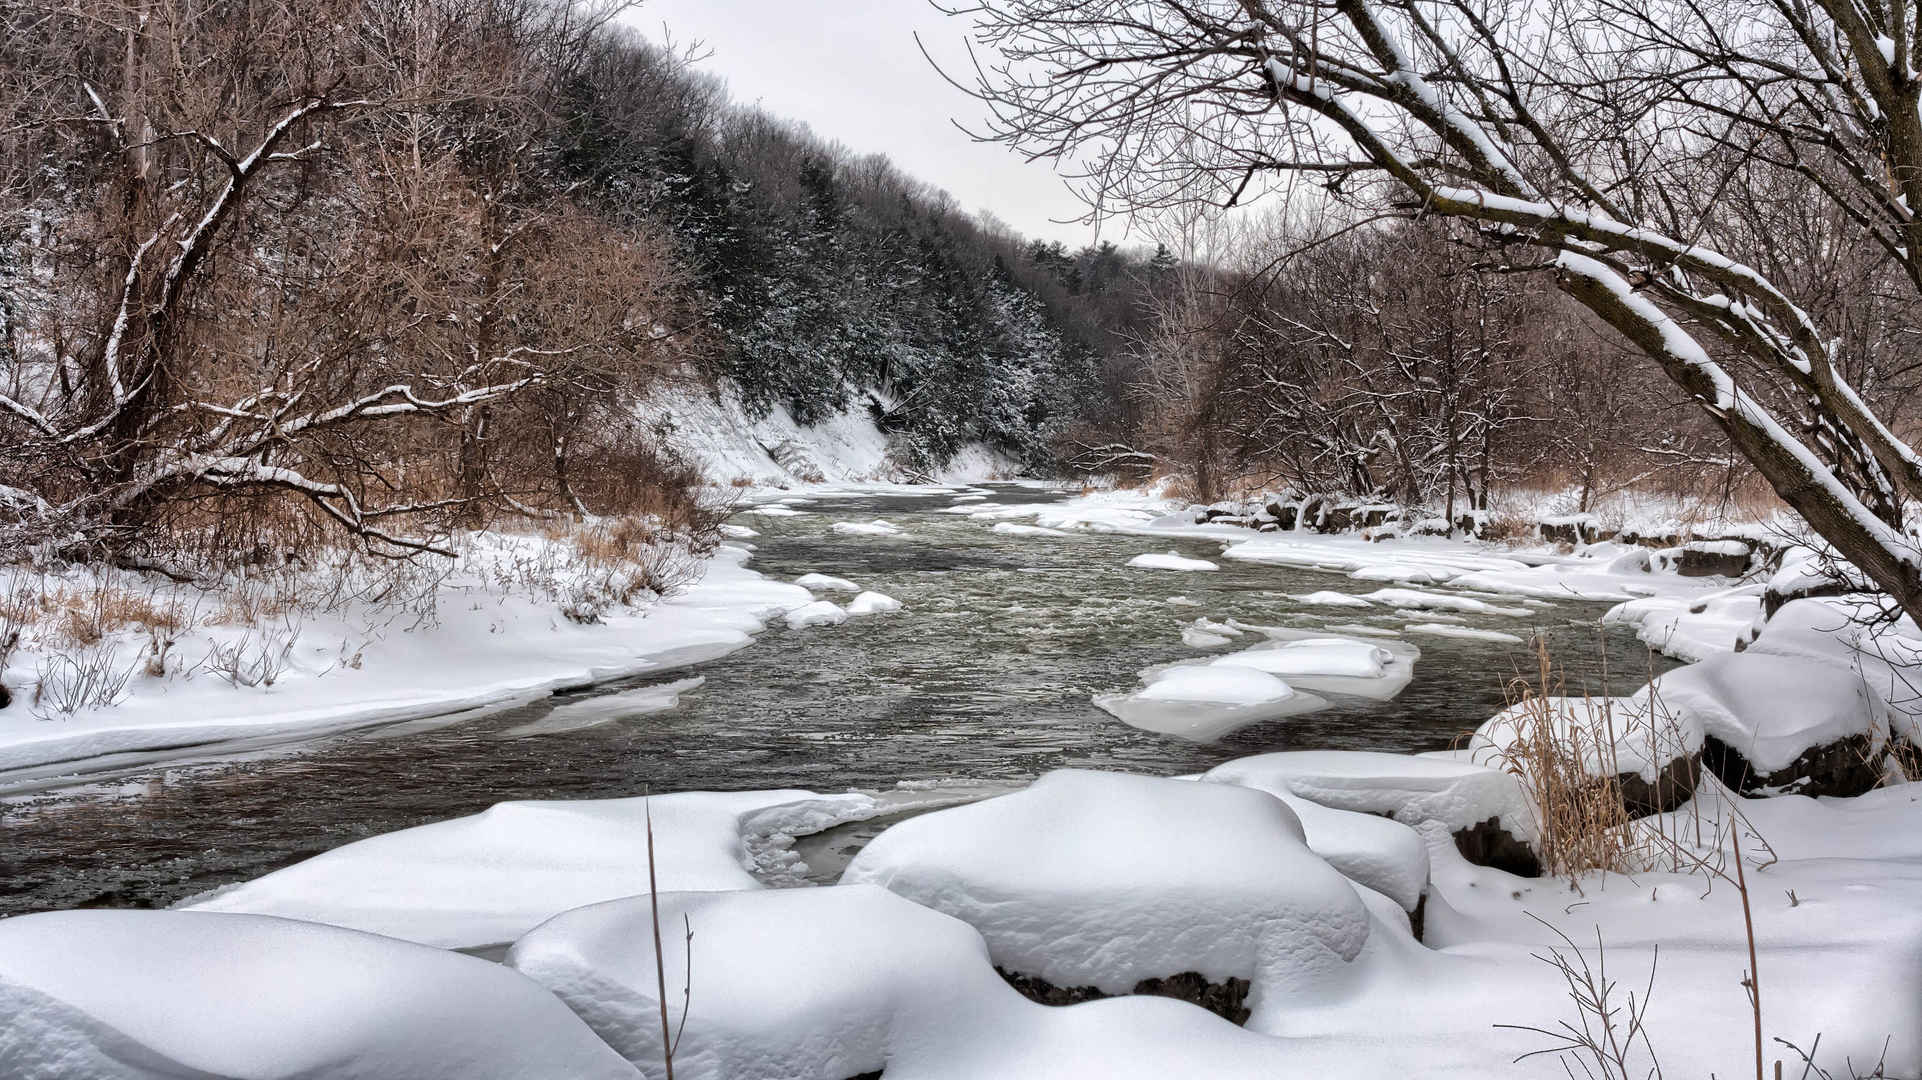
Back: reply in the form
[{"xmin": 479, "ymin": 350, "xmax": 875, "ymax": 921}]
[{"xmin": 946, "ymin": 0, "xmax": 1922, "ymax": 622}]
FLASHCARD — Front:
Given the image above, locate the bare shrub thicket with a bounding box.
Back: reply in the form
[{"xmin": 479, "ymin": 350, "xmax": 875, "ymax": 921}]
[{"xmin": 0, "ymin": 0, "xmax": 712, "ymax": 581}]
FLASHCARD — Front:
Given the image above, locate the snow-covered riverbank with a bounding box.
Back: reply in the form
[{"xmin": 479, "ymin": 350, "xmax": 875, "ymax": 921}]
[
  {"xmin": 0, "ymin": 540, "xmax": 814, "ymax": 782},
  {"xmin": 4, "ymin": 483, "xmax": 1920, "ymax": 1079}
]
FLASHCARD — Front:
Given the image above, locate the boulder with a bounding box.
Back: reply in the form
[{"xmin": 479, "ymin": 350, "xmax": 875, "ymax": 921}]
[
  {"xmin": 1469, "ymin": 696, "xmax": 1704, "ymax": 819},
  {"xmin": 1642, "ymin": 651, "xmax": 1890, "ymax": 798},
  {"xmin": 1317, "ymin": 503, "xmax": 1355, "ymax": 533}
]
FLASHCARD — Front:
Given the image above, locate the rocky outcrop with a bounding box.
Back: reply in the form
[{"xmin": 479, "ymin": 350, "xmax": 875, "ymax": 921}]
[{"xmin": 997, "ymin": 967, "xmax": 1253, "ymax": 1026}]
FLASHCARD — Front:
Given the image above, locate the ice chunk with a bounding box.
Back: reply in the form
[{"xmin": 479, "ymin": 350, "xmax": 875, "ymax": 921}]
[
  {"xmin": 1404, "ymin": 623, "xmax": 1524, "ymax": 644},
  {"xmin": 1126, "ymin": 550, "xmax": 1219, "ymax": 571},
  {"xmin": 1095, "ymin": 664, "xmax": 1324, "ymax": 741},
  {"xmin": 500, "ymin": 677, "xmax": 704, "ymax": 737},
  {"xmin": 1213, "ymin": 639, "xmax": 1391, "ymax": 679},
  {"xmin": 1183, "ymin": 627, "xmax": 1232, "ymax": 648},
  {"xmin": 0, "ymin": 910, "xmax": 638, "ymax": 1080}
]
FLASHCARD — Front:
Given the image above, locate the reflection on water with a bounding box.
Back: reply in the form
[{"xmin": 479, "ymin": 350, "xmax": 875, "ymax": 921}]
[{"xmin": 0, "ymin": 485, "xmax": 1673, "ymax": 915}]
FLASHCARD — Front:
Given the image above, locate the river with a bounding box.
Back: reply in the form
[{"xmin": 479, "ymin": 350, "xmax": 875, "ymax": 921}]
[{"xmin": 0, "ymin": 484, "xmax": 1672, "ymax": 915}]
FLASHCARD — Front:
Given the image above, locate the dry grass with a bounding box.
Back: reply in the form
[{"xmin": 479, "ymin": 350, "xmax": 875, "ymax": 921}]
[{"xmin": 1484, "ymin": 641, "xmax": 1639, "ymax": 883}]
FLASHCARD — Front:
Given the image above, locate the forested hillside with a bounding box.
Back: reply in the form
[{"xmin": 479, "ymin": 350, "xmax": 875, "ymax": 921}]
[{"xmin": 0, "ymin": 0, "xmax": 1156, "ymax": 570}]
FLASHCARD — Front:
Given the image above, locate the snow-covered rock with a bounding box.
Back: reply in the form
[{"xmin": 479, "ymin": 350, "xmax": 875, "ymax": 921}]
[
  {"xmin": 0, "ymin": 910, "xmax": 639, "ymax": 1080},
  {"xmin": 1603, "ymin": 585, "xmax": 1764, "ymax": 661},
  {"xmin": 1093, "ymin": 663, "xmax": 1324, "ymax": 741},
  {"xmin": 793, "ymin": 572, "xmax": 859, "ymax": 593},
  {"xmin": 1469, "ymin": 695, "xmax": 1702, "ymax": 816},
  {"xmin": 1126, "ymin": 551, "xmax": 1219, "ymax": 571},
  {"xmin": 184, "ymin": 790, "xmax": 876, "ymax": 948},
  {"xmin": 784, "ymin": 600, "xmax": 850, "ymax": 628},
  {"xmin": 1643, "ymin": 651, "xmax": 1890, "ymax": 796},
  {"xmin": 841, "ymin": 770, "xmax": 1373, "ymax": 1007},
  {"xmin": 845, "ymin": 590, "xmax": 903, "ymax": 615},
  {"xmin": 1205, "ymin": 751, "xmax": 1539, "ymax": 876},
  {"xmin": 509, "ymin": 885, "xmax": 1003, "ymax": 1079}
]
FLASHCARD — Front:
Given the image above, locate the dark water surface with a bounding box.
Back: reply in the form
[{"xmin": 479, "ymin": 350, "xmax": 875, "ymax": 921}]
[{"xmin": 0, "ymin": 484, "xmax": 1672, "ymax": 915}]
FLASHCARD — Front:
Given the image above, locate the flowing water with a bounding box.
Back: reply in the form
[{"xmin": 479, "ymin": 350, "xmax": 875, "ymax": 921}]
[{"xmin": 0, "ymin": 484, "xmax": 1673, "ymax": 915}]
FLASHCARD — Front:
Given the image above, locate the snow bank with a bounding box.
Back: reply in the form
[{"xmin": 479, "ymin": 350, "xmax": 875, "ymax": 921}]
[
  {"xmin": 784, "ymin": 600, "xmax": 850, "ymax": 628},
  {"xmin": 184, "ymin": 789, "xmax": 877, "ymax": 948},
  {"xmin": 500, "ymin": 677, "xmax": 704, "ymax": 738},
  {"xmin": 1362, "ymin": 588, "xmax": 1532, "ymax": 616},
  {"xmin": 0, "ymin": 910, "xmax": 638, "ymax": 1080},
  {"xmin": 841, "ymin": 770, "xmax": 1373, "ymax": 1000},
  {"xmin": 1126, "ymin": 550, "xmax": 1219, "ymax": 571}
]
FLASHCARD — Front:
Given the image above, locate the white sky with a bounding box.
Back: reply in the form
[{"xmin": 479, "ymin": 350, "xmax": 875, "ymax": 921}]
[{"xmin": 627, "ymin": 0, "xmax": 1112, "ymax": 248}]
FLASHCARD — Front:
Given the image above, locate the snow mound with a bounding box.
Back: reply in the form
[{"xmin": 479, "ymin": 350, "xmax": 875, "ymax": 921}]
[
  {"xmin": 501, "ymin": 677, "xmax": 704, "ymax": 738},
  {"xmin": 793, "ymin": 572, "xmax": 860, "ymax": 593},
  {"xmin": 509, "ymin": 885, "xmax": 1003, "ymax": 1079},
  {"xmin": 1642, "ymin": 651, "xmax": 1889, "ymax": 776},
  {"xmin": 1126, "ymin": 550, "xmax": 1219, "ymax": 571},
  {"xmin": 1094, "ymin": 664, "xmax": 1325, "ymax": 741},
  {"xmin": 1404, "ymin": 623, "xmax": 1524, "ymax": 644},
  {"xmin": 841, "ymin": 769, "xmax": 1372, "ymax": 999},
  {"xmin": 784, "ymin": 600, "xmax": 850, "ymax": 628},
  {"xmin": 846, "ymin": 590, "xmax": 902, "ymax": 615},
  {"xmin": 184, "ymin": 789, "xmax": 876, "ymax": 948},
  {"xmin": 1293, "ymin": 591, "xmax": 1373, "ymax": 607},
  {"xmin": 0, "ymin": 910, "xmax": 637, "ymax": 1080},
  {"xmin": 831, "ymin": 519, "xmax": 905, "ymax": 537},
  {"xmin": 1187, "ymin": 774, "xmax": 1430, "ymax": 911},
  {"xmin": 991, "ymin": 522, "xmax": 1068, "ymax": 538},
  {"xmin": 1203, "ymin": 750, "xmax": 1537, "ymax": 844}
]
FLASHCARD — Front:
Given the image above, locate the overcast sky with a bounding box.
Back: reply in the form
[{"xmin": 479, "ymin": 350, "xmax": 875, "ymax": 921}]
[{"xmin": 627, "ymin": 0, "xmax": 1112, "ymax": 248}]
